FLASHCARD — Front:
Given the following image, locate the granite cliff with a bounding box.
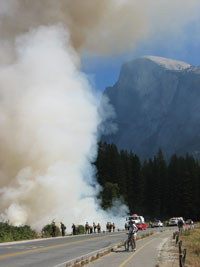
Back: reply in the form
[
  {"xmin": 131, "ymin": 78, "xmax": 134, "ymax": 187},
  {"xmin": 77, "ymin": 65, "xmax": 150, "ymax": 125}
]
[{"xmin": 103, "ymin": 56, "xmax": 200, "ymax": 160}]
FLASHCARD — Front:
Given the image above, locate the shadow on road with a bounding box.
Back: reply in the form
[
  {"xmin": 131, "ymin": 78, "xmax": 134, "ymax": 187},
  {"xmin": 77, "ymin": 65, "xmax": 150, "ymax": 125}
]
[{"xmin": 114, "ymin": 249, "xmax": 129, "ymax": 253}]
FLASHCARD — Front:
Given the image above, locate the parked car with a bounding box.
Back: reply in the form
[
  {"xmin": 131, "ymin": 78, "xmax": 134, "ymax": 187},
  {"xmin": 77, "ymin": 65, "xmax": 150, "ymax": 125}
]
[
  {"xmin": 185, "ymin": 219, "xmax": 194, "ymax": 225},
  {"xmin": 168, "ymin": 217, "xmax": 178, "ymax": 226},
  {"xmin": 151, "ymin": 220, "xmax": 163, "ymax": 227},
  {"xmin": 136, "ymin": 223, "xmax": 147, "ymax": 230}
]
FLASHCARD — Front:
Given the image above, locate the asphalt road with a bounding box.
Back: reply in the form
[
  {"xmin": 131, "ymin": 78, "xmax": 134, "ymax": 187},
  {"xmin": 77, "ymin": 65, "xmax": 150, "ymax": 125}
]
[
  {"xmin": 0, "ymin": 227, "xmax": 176, "ymax": 267},
  {"xmin": 88, "ymin": 228, "xmax": 175, "ymax": 267}
]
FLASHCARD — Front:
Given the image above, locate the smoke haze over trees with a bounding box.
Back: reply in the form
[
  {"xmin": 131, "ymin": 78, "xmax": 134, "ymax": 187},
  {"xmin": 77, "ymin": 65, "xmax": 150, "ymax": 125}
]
[{"xmin": 95, "ymin": 142, "xmax": 200, "ymax": 221}]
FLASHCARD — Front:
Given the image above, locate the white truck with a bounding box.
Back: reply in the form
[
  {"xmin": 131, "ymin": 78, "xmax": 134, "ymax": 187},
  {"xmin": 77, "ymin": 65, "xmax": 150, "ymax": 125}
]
[
  {"xmin": 127, "ymin": 214, "xmax": 145, "ymax": 224},
  {"xmin": 168, "ymin": 217, "xmax": 184, "ymax": 226}
]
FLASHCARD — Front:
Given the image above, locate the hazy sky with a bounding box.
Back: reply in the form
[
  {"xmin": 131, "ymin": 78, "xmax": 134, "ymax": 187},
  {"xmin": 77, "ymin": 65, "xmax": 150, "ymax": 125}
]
[{"xmin": 81, "ymin": 13, "xmax": 200, "ymax": 92}]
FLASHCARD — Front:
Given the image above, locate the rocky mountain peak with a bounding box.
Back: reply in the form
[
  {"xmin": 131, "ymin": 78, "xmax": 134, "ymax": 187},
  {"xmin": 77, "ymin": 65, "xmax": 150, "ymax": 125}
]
[
  {"xmin": 141, "ymin": 55, "xmax": 190, "ymax": 71},
  {"xmin": 103, "ymin": 56, "xmax": 200, "ymax": 160}
]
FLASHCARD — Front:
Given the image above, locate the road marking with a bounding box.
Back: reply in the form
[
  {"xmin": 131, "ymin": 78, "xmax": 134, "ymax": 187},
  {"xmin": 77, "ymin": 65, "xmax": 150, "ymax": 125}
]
[
  {"xmin": 0, "ymin": 233, "xmax": 124, "ymax": 259},
  {"xmin": 51, "ymin": 244, "xmax": 118, "ymax": 267},
  {"xmin": 119, "ymin": 232, "xmax": 160, "ymax": 267}
]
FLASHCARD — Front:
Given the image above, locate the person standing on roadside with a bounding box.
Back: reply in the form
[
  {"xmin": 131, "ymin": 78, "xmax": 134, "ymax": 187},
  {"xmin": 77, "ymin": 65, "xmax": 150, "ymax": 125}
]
[
  {"xmin": 93, "ymin": 222, "xmax": 97, "ymax": 233},
  {"xmin": 89, "ymin": 225, "xmax": 93, "ymax": 234},
  {"xmin": 178, "ymin": 218, "xmax": 184, "ymax": 233},
  {"xmin": 126, "ymin": 220, "xmax": 137, "ymax": 251},
  {"xmin": 97, "ymin": 223, "xmax": 101, "ymax": 233},
  {"xmin": 72, "ymin": 223, "xmax": 76, "ymax": 235},
  {"xmin": 60, "ymin": 222, "xmax": 66, "ymax": 236},
  {"xmin": 106, "ymin": 222, "xmax": 110, "ymax": 232},
  {"xmin": 132, "ymin": 220, "xmax": 137, "ymax": 251},
  {"xmin": 52, "ymin": 220, "xmax": 57, "ymax": 237},
  {"xmin": 85, "ymin": 222, "xmax": 89, "ymax": 234}
]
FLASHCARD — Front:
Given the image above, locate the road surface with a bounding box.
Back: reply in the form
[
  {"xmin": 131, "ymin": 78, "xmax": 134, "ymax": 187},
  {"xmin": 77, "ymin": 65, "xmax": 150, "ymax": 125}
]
[
  {"xmin": 0, "ymin": 227, "xmax": 176, "ymax": 267},
  {"xmin": 88, "ymin": 229, "xmax": 175, "ymax": 267}
]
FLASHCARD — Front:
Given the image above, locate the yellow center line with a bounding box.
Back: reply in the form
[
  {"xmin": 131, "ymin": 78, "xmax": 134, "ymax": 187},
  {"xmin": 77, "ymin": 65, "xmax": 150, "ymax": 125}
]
[
  {"xmin": 0, "ymin": 233, "xmax": 124, "ymax": 259},
  {"xmin": 119, "ymin": 232, "xmax": 160, "ymax": 267}
]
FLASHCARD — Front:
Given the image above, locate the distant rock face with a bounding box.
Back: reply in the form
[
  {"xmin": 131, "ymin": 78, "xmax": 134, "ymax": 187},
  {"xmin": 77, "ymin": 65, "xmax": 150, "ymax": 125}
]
[{"xmin": 103, "ymin": 56, "xmax": 200, "ymax": 160}]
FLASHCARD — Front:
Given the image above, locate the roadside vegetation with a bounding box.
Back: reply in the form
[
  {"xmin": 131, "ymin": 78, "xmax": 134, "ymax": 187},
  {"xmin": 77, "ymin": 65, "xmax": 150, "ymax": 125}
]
[
  {"xmin": 0, "ymin": 222, "xmax": 36, "ymax": 243},
  {"xmin": 0, "ymin": 221, "xmax": 86, "ymax": 243},
  {"xmin": 180, "ymin": 226, "xmax": 200, "ymax": 267},
  {"xmin": 41, "ymin": 223, "xmax": 85, "ymax": 237},
  {"xmin": 42, "ymin": 223, "xmax": 61, "ymax": 237}
]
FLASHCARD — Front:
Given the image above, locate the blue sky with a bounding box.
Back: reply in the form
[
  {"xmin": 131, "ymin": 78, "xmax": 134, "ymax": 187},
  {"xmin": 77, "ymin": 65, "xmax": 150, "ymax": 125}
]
[{"xmin": 81, "ymin": 17, "xmax": 200, "ymax": 92}]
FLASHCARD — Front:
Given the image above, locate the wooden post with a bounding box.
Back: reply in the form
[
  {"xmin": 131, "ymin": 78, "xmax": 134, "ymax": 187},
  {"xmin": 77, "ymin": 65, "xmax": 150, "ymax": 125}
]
[
  {"xmin": 179, "ymin": 240, "xmax": 182, "ymax": 254},
  {"xmin": 176, "ymin": 233, "xmax": 179, "ymax": 244},
  {"xmin": 183, "ymin": 248, "xmax": 187, "ymax": 264},
  {"xmin": 173, "ymin": 232, "xmax": 176, "ymax": 239},
  {"xmin": 179, "ymin": 254, "xmax": 183, "ymax": 267}
]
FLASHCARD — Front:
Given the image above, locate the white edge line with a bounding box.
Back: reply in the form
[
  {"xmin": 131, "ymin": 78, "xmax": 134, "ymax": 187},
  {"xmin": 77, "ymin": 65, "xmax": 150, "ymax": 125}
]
[{"xmin": 51, "ymin": 243, "xmax": 119, "ymax": 267}]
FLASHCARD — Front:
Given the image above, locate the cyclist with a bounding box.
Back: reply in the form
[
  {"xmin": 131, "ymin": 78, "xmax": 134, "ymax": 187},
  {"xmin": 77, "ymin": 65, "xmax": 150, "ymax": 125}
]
[{"xmin": 125, "ymin": 220, "xmax": 137, "ymax": 251}]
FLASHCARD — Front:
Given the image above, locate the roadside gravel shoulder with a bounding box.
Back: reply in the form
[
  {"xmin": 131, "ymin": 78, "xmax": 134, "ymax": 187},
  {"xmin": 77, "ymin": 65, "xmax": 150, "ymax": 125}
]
[{"xmin": 157, "ymin": 233, "xmax": 179, "ymax": 267}]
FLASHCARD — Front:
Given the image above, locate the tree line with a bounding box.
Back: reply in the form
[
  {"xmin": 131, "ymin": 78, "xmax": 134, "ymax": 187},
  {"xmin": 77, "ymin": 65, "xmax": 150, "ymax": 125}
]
[{"xmin": 94, "ymin": 142, "xmax": 200, "ymax": 221}]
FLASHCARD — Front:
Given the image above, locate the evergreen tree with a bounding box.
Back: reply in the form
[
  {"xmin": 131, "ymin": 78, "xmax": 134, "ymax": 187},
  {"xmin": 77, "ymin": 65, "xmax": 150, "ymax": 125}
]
[
  {"xmin": 100, "ymin": 182, "xmax": 120, "ymax": 209},
  {"xmin": 142, "ymin": 158, "xmax": 155, "ymax": 219},
  {"xmin": 95, "ymin": 141, "xmax": 200, "ymax": 221},
  {"xmin": 119, "ymin": 149, "xmax": 130, "ymax": 203},
  {"xmin": 129, "ymin": 153, "xmax": 144, "ymax": 214}
]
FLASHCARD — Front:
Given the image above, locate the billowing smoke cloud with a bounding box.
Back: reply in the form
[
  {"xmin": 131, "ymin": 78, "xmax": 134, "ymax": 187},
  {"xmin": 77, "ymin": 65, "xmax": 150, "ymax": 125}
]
[
  {"xmin": 0, "ymin": 25, "xmax": 127, "ymax": 229},
  {"xmin": 0, "ymin": 0, "xmax": 200, "ymax": 62},
  {"xmin": 0, "ymin": 0, "xmax": 199, "ymax": 230}
]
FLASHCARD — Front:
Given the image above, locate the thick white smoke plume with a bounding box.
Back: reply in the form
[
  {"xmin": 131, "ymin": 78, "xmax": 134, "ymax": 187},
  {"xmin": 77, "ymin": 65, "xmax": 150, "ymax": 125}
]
[
  {"xmin": 0, "ymin": 25, "xmax": 127, "ymax": 229},
  {"xmin": 0, "ymin": 0, "xmax": 200, "ymax": 230}
]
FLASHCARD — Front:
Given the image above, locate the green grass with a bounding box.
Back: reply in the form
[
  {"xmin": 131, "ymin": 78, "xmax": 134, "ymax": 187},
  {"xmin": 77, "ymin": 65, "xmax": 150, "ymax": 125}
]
[
  {"xmin": 183, "ymin": 231, "xmax": 191, "ymax": 236},
  {"xmin": 180, "ymin": 226, "xmax": 200, "ymax": 266}
]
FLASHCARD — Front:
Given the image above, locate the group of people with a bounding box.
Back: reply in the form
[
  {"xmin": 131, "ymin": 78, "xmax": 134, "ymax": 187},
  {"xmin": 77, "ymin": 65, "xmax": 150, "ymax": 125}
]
[
  {"xmin": 106, "ymin": 222, "xmax": 116, "ymax": 232},
  {"xmin": 51, "ymin": 221, "xmax": 66, "ymax": 237},
  {"xmin": 51, "ymin": 220, "xmax": 119, "ymax": 237},
  {"xmin": 84, "ymin": 222, "xmax": 102, "ymax": 234},
  {"xmin": 72, "ymin": 222, "xmax": 103, "ymax": 235}
]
